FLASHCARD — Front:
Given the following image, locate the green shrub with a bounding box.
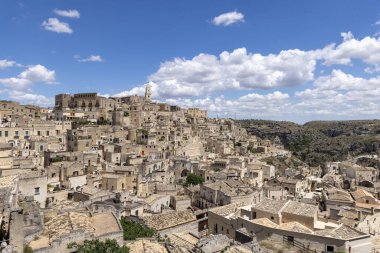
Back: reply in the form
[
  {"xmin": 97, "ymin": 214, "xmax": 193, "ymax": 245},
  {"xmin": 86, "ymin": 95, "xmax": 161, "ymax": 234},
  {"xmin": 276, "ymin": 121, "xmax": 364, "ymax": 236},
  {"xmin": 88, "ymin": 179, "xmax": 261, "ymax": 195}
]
[
  {"xmin": 185, "ymin": 173, "xmax": 204, "ymax": 186},
  {"xmin": 68, "ymin": 239, "xmax": 129, "ymax": 253},
  {"xmin": 120, "ymin": 219, "xmax": 155, "ymax": 240}
]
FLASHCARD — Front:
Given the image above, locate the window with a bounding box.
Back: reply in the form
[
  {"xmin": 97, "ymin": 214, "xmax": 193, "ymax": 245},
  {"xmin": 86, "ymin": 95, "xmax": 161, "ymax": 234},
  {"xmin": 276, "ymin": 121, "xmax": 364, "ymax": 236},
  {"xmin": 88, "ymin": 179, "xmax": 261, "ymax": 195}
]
[
  {"xmin": 15, "ymin": 131, "xmax": 18, "ymax": 136},
  {"xmin": 37, "ymin": 131, "xmax": 41, "ymax": 136},
  {"xmin": 25, "ymin": 131, "xmax": 29, "ymax": 136},
  {"xmin": 34, "ymin": 187, "xmax": 40, "ymax": 195},
  {"xmin": 270, "ymin": 216, "xmax": 274, "ymax": 220},
  {"xmin": 5, "ymin": 131, "xmax": 8, "ymax": 137},
  {"xmin": 46, "ymin": 131, "xmax": 49, "ymax": 136},
  {"xmin": 0, "ymin": 131, "xmax": 2, "ymax": 137}
]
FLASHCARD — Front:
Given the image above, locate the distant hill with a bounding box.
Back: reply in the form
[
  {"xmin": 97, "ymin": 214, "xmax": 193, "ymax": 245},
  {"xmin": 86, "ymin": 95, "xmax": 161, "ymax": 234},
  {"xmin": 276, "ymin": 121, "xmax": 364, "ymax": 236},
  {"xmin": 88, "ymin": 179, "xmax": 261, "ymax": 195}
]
[{"xmin": 238, "ymin": 119, "xmax": 380, "ymax": 166}]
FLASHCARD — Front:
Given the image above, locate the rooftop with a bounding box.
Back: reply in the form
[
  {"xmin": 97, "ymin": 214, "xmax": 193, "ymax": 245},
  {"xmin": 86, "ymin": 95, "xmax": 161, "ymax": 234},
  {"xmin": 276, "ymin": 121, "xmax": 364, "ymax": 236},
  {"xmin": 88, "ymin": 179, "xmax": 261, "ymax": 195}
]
[
  {"xmin": 351, "ymin": 188, "xmax": 375, "ymax": 200},
  {"xmin": 281, "ymin": 201, "xmax": 318, "ymax": 218},
  {"xmin": 43, "ymin": 211, "xmax": 95, "ymax": 242},
  {"xmin": 90, "ymin": 212, "xmax": 121, "ymax": 236},
  {"xmin": 252, "ymin": 199, "xmax": 288, "ymax": 214},
  {"xmin": 209, "ymin": 202, "xmax": 243, "ymax": 217},
  {"xmin": 326, "ymin": 188, "xmax": 354, "ymax": 202},
  {"xmin": 143, "ymin": 210, "xmax": 196, "ymax": 231},
  {"xmin": 314, "ymin": 224, "xmax": 368, "ymax": 240},
  {"xmin": 127, "ymin": 239, "xmax": 167, "ymax": 253}
]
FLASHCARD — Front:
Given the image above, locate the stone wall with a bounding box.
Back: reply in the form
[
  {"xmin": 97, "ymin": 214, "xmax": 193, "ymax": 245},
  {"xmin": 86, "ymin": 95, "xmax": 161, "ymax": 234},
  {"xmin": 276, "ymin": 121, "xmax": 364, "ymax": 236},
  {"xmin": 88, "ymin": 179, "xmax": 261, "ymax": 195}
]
[{"xmin": 208, "ymin": 211, "xmax": 238, "ymax": 239}]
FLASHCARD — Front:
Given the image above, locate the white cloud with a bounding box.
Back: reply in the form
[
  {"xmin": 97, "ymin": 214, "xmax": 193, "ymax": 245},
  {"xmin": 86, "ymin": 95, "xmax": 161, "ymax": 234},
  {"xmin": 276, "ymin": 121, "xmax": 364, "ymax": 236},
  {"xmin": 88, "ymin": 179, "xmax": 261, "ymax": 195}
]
[
  {"xmin": 54, "ymin": 9, "xmax": 80, "ymax": 19},
  {"xmin": 212, "ymin": 11, "xmax": 244, "ymax": 26},
  {"xmin": 113, "ymin": 86, "xmax": 145, "ymax": 97},
  {"xmin": 0, "ymin": 78, "xmax": 31, "ymax": 90},
  {"xmin": 168, "ymin": 68, "xmax": 380, "ymax": 120},
  {"xmin": 0, "ymin": 59, "xmax": 21, "ymax": 69},
  {"xmin": 293, "ymin": 69, "xmax": 380, "ymax": 117},
  {"xmin": 147, "ymin": 47, "xmax": 315, "ymax": 97},
  {"xmin": 164, "ymin": 91, "xmax": 291, "ymax": 119},
  {"xmin": 42, "ymin": 18, "xmax": 73, "ymax": 34},
  {"xmin": 18, "ymin": 64, "xmax": 56, "ymax": 84},
  {"xmin": 8, "ymin": 90, "xmax": 53, "ymax": 106},
  {"xmin": 77, "ymin": 55, "xmax": 104, "ymax": 62},
  {"xmin": 239, "ymin": 91, "xmax": 289, "ymax": 101},
  {"xmin": 0, "ymin": 64, "xmax": 56, "ymax": 91},
  {"xmin": 318, "ymin": 32, "xmax": 380, "ymax": 69},
  {"xmin": 0, "ymin": 65, "xmax": 56, "ymax": 107},
  {"xmin": 130, "ymin": 32, "xmax": 380, "ymax": 101}
]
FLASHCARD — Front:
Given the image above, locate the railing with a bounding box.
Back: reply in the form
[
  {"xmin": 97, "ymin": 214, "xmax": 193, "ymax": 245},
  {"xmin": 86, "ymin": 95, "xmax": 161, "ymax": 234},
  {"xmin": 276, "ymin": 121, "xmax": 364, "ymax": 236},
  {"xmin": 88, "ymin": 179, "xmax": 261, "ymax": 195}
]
[{"xmin": 283, "ymin": 235, "xmax": 317, "ymax": 253}]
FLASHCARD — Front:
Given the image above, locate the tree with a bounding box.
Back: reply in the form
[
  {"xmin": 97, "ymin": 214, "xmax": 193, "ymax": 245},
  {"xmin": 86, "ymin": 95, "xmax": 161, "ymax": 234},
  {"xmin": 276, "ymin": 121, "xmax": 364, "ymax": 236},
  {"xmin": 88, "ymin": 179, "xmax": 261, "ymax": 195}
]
[
  {"xmin": 185, "ymin": 173, "xmax": 204, "ymax": 186},
  {"xmin": 120, "ymin": 219, "xmax": 155, "ymax": 240},
  {"xmin": 67, "ymin": 239, "xmax": 129, "ymax": 253}
]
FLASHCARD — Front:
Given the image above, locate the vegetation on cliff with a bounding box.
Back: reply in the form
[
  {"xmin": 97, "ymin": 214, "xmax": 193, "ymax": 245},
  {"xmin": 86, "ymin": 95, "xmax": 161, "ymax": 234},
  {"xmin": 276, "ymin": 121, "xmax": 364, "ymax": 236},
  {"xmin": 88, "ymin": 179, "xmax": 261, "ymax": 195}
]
[{"xmin": 239, "ymin": 119, "xmax": 380, "ymax": 166}]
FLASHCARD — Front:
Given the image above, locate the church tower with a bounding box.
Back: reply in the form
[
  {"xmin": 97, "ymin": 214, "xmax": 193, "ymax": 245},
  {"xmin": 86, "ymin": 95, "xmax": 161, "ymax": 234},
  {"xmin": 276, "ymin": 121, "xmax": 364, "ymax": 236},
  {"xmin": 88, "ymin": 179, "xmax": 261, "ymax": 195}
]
[{"xmin": 145, "ymin": 83, "xmax": 152, "ymax": 103}]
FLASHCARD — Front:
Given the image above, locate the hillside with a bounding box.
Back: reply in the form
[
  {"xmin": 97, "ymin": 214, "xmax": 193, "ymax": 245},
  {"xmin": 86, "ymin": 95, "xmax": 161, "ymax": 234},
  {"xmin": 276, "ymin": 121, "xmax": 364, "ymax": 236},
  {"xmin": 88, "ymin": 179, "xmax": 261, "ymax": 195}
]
[{"xmin": 239, "ymin": 119, "xmax": 380, "ymax": 166}]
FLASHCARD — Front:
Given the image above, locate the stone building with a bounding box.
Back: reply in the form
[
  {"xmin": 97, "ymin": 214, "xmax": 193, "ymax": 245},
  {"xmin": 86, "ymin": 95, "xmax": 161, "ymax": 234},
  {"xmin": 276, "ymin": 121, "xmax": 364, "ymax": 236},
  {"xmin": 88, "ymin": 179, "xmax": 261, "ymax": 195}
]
[
  {"xmin": 183, "ymin": 108, "xmax": 208, "ymax": 118},
  {"xmin": 18, "ymin": 172, "xmax": 48, "ymax": 208},
  {"xmin": 208, "ymin": 200, "xmax": 372, "ymax": 253}
]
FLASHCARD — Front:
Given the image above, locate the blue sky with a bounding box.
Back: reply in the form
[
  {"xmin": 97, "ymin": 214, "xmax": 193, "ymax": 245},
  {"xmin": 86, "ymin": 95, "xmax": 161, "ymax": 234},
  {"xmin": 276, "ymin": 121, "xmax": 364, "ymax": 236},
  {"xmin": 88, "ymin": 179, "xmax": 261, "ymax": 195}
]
[{"xmin": 1, "ymin": 0, "xmax": 380, "ymax": 123}]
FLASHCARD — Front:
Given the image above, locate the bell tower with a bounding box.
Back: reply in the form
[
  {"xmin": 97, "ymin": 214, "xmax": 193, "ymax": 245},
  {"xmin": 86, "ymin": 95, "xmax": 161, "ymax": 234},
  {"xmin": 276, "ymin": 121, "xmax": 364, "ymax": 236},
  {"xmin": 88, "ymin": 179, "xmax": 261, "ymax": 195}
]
[{"xmin": 145, "ymin": 83, "xmax": 152, "ymax": 103}]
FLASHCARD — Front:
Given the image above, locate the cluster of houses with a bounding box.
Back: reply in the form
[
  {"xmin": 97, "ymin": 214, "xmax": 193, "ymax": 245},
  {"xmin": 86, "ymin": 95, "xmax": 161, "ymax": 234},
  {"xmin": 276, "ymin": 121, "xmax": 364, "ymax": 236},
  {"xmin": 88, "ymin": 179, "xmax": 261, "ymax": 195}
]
[{"xmin": 0, "ymin": 85, "xmax": 379, "ymax": 253}]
